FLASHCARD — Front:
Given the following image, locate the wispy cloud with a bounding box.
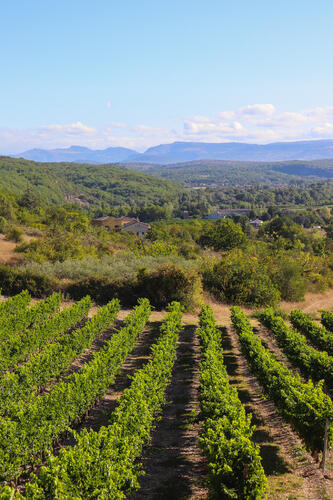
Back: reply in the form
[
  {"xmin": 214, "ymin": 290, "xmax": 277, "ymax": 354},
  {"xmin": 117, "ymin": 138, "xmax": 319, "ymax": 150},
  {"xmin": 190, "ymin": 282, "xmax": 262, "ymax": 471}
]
[{"xmin": 2, "ymin": 105, "xmax": 333, "ymax": 154}]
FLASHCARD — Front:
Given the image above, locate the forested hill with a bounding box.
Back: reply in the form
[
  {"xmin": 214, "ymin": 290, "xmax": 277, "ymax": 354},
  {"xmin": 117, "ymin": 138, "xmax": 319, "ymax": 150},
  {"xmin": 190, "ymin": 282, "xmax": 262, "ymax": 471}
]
[
  {"xmin": 0, "ymin": 156, "xmax": 184, "ymax": 212},
  {"xmin": 121, "ymin": 158, "xmax": 333, "ymax": 187}
]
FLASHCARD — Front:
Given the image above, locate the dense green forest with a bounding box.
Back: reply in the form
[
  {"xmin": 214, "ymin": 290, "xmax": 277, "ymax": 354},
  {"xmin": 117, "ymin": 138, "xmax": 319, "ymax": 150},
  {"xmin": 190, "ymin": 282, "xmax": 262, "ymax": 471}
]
[
  {"xmin": 0, "ymin": 157, "xmax": 183, "ymax": 213},
  {"xmin": 124, "ymin": 158, "xmax": 333, "ymax": 187},
  {"xmin": 1, "ymin": 157, "xmax": 333, "ymax": 223}
]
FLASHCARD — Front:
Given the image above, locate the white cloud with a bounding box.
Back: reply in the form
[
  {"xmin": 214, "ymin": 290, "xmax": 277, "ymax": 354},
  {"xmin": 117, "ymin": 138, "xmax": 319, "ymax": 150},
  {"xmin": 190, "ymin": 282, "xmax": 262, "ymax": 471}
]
[
  {"xmin": 41, "ymin": 122, "xmax": 96, "ymax": 135},
  {"xmin": 182, "ymin": 105, "xmax": 333, "ymax": 144},
  {"xmin": 2, "ymin": 105, "xmax": 333, "ymax": 154},
  {"xmin": 239, "ymin": 104, "xmax": 276, "ymax": 116},
  {"xmin": 106, "ymin": 101, "xmax": 112, "ymax": 109}
]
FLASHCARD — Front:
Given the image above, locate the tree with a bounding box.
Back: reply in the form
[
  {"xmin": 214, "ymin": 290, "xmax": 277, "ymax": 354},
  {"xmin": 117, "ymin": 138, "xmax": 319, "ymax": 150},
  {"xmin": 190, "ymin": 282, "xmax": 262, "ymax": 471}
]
[{"xmin": 199, "ymin": 219, "xmax": 246, "ymax": 251}]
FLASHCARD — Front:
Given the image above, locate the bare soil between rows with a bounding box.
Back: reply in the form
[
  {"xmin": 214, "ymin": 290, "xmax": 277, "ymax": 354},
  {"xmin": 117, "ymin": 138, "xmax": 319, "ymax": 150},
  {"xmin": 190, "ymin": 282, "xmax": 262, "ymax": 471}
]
[{"xmin": 129, "ymin": 325, "xmax": 208, "ymax": 500}]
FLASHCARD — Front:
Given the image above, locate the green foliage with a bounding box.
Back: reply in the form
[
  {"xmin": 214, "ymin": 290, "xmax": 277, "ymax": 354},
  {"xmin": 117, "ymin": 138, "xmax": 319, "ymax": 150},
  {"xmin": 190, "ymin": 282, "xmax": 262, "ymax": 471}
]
[
  {"xmin": 231, "ymin": 307, "xmax": 333, "ymax": 452},
  {"xmin": 0, "ymin": 298, "xmax": 151, "ymax": 481},
  {"xmin": 9, "ymin": 303, "xmax": 182, "ymax": 498},
  {"xmin": 202, "ymin": 254, "xmax": 280, "ymax": 307},
  {"xmin": 0, "ymin": 193, "xmax": 16, "ymax": 220},
  {"xmin": 0, "ymin": 291, "xmax": 61, "ymax": 345},
  {"xmin": 0, "ymin": 156, "xmax": 183, "ymax": 213},
  {"xmin": 0, "ymin": 216, "xmax": 7, "ymax": 234},
  {"xmin": 269, "ymin": 257, "xmax": 306, "ymax": 301},
  {"xmin": 0, "ymin": 296, "xmax": 91, "ymax": 379},
  {"xmin": 199, "ymin": 218, "xmax": 246, "ymax": 251},
  {"xmin": 258, "ymin": 308, "xmax": 333, "ymax": 393},
  {"xmin": 321, "ymin": 309, "xmax": 333, "ymax": 332},
  {"xmin": 0, "ymin": 264, "xmax": 53, "ymax": 297},
  {"xmin": 65, "ymin": 262, "xmax": 202, "ymax": 311},
  {"xmin": 5, "ymin": 226, "xmax": 24, "ymax": 243},
  {"xmin": 198, "ymin": 305, "xmax": 267, "ymax": 499},
  {"xmin": 136, "ymin": 264, "xmax": 202, "ymax": 310},
  {"xmin": 290, "ymin": 310, "xmax": 333, "ymax": 356}
]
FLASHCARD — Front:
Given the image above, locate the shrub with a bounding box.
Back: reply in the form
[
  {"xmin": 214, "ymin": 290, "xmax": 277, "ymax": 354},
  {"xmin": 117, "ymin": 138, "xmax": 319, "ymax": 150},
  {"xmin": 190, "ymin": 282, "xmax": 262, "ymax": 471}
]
[
  {"xmin": 0, "ymin": 216, "xmax": 7, "ymax": 234},
  {"xmin": 202, "ymin": 256, "xmax": 280, "ymax": 307},
  {"xmin": 0, "ymin": 264, "xmax": 54, "ymax": 297},
  {"xmin": 269, "ymin": 258, "xmax": 306, "ymax": 301},
  {"xmin": 66, "ymin": 265, "xmax": 202, "ymax": 311},
  {"xmin": 65, "ymin": 276, "xmax": 135, "ymax": 306},
  {"xmin": 136, "ymin": 265, "xmax": 202, "ymax": 311},
  {"xmin": 5, "ymin": 226, "xmax": 24, "ymax": 243}
]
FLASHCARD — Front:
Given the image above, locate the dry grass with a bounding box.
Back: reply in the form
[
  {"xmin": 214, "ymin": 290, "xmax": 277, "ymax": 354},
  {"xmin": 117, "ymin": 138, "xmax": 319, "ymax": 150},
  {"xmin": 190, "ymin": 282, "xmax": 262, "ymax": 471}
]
[
  {"xmin": 0, "ymin": 233, "xmax": 35, "ymax": 264},
  {"xmin": 280, "ymin": 289, "xmax": 333, "ymax": 318}
]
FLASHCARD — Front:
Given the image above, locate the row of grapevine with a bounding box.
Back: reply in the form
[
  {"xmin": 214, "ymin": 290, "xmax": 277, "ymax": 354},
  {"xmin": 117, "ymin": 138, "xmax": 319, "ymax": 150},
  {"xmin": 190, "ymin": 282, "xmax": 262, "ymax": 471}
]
[
  {"xmin": 231, "ymin": 307, "xmax": 333, "ymax": 453},
  {"xmin": 258, "ymin": 308, "xmax": 333, "ymax": 392},
  {"xmin": 3, "ymin": 302, "xmax": 183, "ymax": 499},
  {"xmin": 0, "ymin": 292, "xmax": 61, "ymax": 344},
  {"xmin": 0, "ymin": 295, "xmax": 91, "ymax": 375},
  {"xmin": 321, "ymin": 310, "xmax": 333, "ymax": 332},
  {"xmin": 0, "ymin": 297, "xmax": 120, "ymax": 416},
  {"xmin": 0, "ymin": 298, "xmax": 151, "ymax": 481},
  {"xmin": 290, "ymin": 310, "xmax": 333, "ymax": 356},
  {"xmin": 0, "ymin": 290, "xmax": 31, "ymax": 320},
  {"xmin": 198, "ymin": 305, "xmax": 267, "ymax": 499}
]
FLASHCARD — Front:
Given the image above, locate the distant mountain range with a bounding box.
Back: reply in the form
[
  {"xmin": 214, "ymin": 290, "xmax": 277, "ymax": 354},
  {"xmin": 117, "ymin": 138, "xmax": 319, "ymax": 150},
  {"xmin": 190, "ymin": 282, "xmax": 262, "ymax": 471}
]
[
  {"xmin": 14, "ymin": 139, "xmax": 333, "ymax": 164},
  {"xmin": 15, "ymin": 145, "xmax": 137, "ymax": 164}
]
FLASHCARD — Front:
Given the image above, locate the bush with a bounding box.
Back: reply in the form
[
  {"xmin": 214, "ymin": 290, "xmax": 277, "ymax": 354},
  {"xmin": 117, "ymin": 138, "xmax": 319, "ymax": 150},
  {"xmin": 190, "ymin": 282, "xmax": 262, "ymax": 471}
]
[
  {"xmin": 199, "ymin": 219, "xmax": 246, "ymax": 251},
  {"xmin": 270, "ymin": 258, "xmax": 306, "ymax": 301},
  {"xmin": 202, "ymin": 256, "xmax": 280, "ymax": 307},
  {"xmin": 0, "ymin": 216, "xmax": 7, "ymax": 234},
  {"xmin": 66, "ymin": 265, "xmax": 202, "ymax": 311},
  {"xmin": 65, "ymin": 276, "xmax": 135, "ymax": 306},
  {"xmin": 136, "ymin": 265, "xmax": 202, "ymax": 311},
  {"xmin": 0, "ymin": 264, "xmax": 54, "ymax": 297},
  {"xmin": 6, "ymin": 226, "xmax": 24, "ymax": 243}
]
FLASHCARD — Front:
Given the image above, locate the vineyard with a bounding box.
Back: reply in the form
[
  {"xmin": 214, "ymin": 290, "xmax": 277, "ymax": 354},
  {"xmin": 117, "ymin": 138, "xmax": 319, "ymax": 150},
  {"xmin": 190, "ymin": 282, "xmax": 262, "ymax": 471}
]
[{"xmin": 0, "ymin": 292, "xmax": 332, "ymax": 498}]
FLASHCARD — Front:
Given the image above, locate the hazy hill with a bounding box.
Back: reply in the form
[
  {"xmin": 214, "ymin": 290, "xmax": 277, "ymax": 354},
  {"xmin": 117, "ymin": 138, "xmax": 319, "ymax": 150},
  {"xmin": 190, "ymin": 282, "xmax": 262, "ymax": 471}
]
[
  {"xmin": 16, "ymin": 145, "xmax": 138, "ymax": 164},
  {"xmin": 128, "ymin": 140, "xmax": 333, "ymax": 163},
  {"xmin": 14, "ymin": 139, "xmax": 333, "ymax": 164},
  {"xmin": 121, "ymin": 159, "xmax": 333, "ymax": 187}
]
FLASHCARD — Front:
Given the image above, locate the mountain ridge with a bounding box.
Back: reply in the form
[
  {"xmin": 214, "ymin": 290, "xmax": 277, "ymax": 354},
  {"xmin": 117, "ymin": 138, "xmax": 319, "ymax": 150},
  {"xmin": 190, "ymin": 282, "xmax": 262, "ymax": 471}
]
[{"xmin": 14, "ymin": 139, "xmax": 333, "ymax": 164}]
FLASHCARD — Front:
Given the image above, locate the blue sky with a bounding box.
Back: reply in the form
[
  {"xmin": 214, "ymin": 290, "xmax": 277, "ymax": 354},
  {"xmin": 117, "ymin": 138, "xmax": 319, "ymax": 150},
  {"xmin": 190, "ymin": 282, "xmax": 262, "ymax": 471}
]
[{"xmin": 1, "ymin": 0, "xmax": 333, "ymax": 153}]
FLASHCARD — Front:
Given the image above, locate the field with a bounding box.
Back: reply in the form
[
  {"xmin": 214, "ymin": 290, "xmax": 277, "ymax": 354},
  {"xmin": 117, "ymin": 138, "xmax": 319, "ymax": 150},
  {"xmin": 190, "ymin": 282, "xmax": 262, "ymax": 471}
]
[{"xmin": 0, "ymin": 291, "xmax": 333, "ymax": 499}]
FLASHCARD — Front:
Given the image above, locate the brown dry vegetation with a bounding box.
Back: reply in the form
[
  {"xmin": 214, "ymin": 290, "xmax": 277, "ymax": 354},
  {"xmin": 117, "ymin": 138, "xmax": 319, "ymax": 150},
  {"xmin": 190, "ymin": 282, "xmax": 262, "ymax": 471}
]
[{"xmin": 0, "ymin": 233, "xmax": 35, "ymax": 264}]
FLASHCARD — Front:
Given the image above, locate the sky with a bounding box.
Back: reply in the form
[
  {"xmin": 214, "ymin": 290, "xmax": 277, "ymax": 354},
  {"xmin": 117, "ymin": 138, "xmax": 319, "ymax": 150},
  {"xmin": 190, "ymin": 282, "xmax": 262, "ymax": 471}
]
[{"xmin": 1, "ymin": 0, "xmax": 333, "ymax": 153}]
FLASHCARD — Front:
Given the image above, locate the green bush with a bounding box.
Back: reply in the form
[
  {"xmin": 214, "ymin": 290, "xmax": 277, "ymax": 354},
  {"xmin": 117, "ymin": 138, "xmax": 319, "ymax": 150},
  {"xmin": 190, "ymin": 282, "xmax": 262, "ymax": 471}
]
[
  {"xmin": 136, "ymin": 264, "xmax": 202, "ymax": 311},
  {"xmin": 0, "ymin": 216, "xmax": 7, "ymax": 234},
  {"xmin": 0, "ymin": 264, "xmax": 54, "ymax": 297},
  {"xmin": 66, "ymin": 264, "xmax": 202, "ymax": 311},
  {"xmin": 202, "ymin": 256, "xmax": 280, "ymax": 307},
  {"xmin": 5, "ymin": 226, "xmax": 24, "ymax": 243},
  {"xmin": 270, "ymin": 258, "xmax": 306, "ymax": 301},
  {"xmin": 199, "ymin": 218, "xmax": 246, "ymax": 251},
  {"xmin": 65, "ymin": 276, "xmax": 134, "ymax": 306}
]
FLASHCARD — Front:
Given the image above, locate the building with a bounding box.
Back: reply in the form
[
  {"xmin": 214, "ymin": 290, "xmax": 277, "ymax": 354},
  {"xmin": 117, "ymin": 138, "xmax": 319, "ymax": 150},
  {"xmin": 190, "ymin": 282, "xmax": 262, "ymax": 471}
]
[
  {"xmin": 205, "ymin": 210, "xmax": 225, "ymax": 219},
  {"xmin": 206, "ymin": 208, "xmax": 251, "ymax": 219},
  {"xmin": 122, "ymin": 220, "xmax": 151, "ymax": 237},
  {"xmin": 92, "ymin": 216, "xmax": 138, "ymax": 229},
  {"xmin": 249, "ymin": 219, "xmax": 263, "ymax": 229}
]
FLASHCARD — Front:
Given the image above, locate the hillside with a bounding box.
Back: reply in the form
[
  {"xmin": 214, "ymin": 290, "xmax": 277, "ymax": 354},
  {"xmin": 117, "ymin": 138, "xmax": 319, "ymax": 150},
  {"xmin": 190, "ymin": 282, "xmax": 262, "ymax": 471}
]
[
  {"xmin": 15, "ymin": 139, "xmax": 333, "ymax": 164},
  {"xmin": 122, "ymin": 159, "xmax": 333, "ymax": 187},
  {"xmin": 0, "ymin": 156, "xmax": 183, "ymax": 211}
]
